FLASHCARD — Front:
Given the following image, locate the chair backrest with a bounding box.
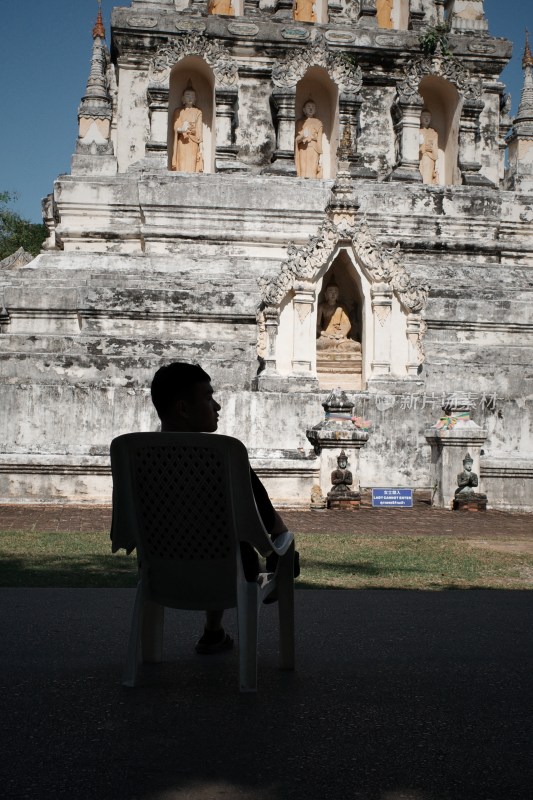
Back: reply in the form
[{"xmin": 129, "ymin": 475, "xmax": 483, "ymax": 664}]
[{"xmin": 110, "ymin": 432, "xmax": 268, "ymax": 610}]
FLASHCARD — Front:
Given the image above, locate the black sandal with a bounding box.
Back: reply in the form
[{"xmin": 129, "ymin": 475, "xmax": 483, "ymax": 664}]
[{"xmin": 194, "ymin": 628, "xmax": 234, "ymax": 655}]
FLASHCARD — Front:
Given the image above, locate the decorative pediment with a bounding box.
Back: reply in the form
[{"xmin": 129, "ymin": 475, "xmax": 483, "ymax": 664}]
[
  {"xmin": 149, "ymin": 34, "xmax": 238, "ymax": 88},
  {"xmin": 258, "ymin": 219, "xmax": 429, "ymax": 314},
  {"xmin": 0, "ymin": 247, "xmax": 34, "ymax": 270},
  {"xmin": 272, "ymin": 37, "xmax": 363, "ymax": 95},
  {"xmin": 397, "ymin": 53, "xmax": 483, "ymax": 103}
]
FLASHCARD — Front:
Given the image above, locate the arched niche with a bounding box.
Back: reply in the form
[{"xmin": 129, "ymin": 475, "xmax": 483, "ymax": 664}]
[
  {"xmin": 257, "ymin": 224, "xmax": 425, "ymax": 391},
  {"xmin": 419, "ymin": 75, "xmax": 462, "ymax": 186},
  {"xmin": 167, "ymin": 56, "xmax": 215, "ymax": 174},
  {"xmin": 207, "ymin": 0, "xmax": 244, "ymax": 15},
  {"xmin": 315, "ymin": 251, "xmax": 365, "ymax": 390},
  {"xmin": 293, "ymin": 0, "xmax": 328, "ymax": 24},
  {"xmin": 295, "ymin": 67, "xmax": 338, "ymax": 180}
]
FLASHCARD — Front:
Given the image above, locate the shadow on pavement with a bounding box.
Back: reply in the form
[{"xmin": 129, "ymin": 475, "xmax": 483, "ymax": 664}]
[{"xmin": 1, "ymin": 587, "xmax": 532, "ymax": 800}]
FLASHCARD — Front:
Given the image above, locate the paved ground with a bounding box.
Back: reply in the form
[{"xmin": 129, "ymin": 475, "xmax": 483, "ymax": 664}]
[
  {"xmin": 1, "ymin": 503, "xmax": 532, "ymax": 537},
  {"xmin": 1, "ymin": 587, "xmax": 532, "ymax": 800},
  {"xmin": 2, "ymin": 504, "xmax": 532, "ymax": 556}
]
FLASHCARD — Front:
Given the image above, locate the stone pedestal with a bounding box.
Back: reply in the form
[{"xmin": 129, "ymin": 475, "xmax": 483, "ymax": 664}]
[
  {"xmin": 453, "ymin": 493, "xmax": 487, "ymax": 512},
  {"xmin": 316, "ymin": 351, "xmax": 362, "ymax": 390},
  {"xmin": 306, "ymin": 389, "xmax": 370, "ymax": 503},
  {"xmin": 425, "ymin": 398, "xmax": 487, "ymax": 509},
  {"xmin": 328, "ymin": 492, "xmax": 361, "ymax": 510}
]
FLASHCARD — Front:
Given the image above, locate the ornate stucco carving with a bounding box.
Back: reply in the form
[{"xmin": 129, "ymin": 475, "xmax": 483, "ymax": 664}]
[
  {"xmin": 259, "ymin": 220, "xmax": 339, "ymax": 307},
  {"xmin": 353, "ymin": 222, "xmax": 429, "ymax": 312},
  {"xmin": 397, "ymin": 54, "xmax": 483, "ymax": 103},
  {"xmin": 272, "ymin": 37, "xmax": 362, "ymax": 95},
  {"xmin": 256, "ymin": 309, "xmax": 267, "ymax": 359},
  {"xmin": 149, "ymin": 34, "xmax": 238, "ymax": 88},
  {"xmin": 258, "ymin": 219, "xmax": 429, "ymax": 316}
]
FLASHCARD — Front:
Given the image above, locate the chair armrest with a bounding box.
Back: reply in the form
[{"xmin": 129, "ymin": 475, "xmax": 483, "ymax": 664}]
[{"xmin": 270, "ymin": 530, "xmax": 294, "ymax": 557}]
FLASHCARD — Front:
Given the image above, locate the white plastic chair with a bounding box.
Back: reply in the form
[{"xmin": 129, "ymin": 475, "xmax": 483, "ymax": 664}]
[{"xmin": 110, "ymin": 431, "xmax": 295, "ymax": 692}]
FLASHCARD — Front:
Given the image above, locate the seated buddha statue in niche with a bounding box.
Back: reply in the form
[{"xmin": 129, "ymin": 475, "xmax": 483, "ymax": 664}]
[
  {"xmin": 316, "ymin": 282, "xmax": 362, "ymax": 390},
  {"xmin": 171, "ymin": 82, "xmax": 204, "ymax": 173},
  {"xmin": 293, "ymin": 0, "xmax": 316, "ymax": 23},
  {"xmin": 208, "ymin": 0, "xmax": 234, "ymax": 15},
  {"xmin": 316, "ymin": 284, "xmax": 361, "ymax": 352}
]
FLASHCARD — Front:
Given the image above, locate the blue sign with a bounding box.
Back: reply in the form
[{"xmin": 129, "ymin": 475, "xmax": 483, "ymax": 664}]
[{"xmin": 372, "ymin": 488, "xmax": 413, "ymax": 508}]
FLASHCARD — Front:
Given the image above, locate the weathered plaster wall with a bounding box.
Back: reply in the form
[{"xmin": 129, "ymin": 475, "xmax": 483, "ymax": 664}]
[
  {"xmin": 2, "ymin": 174, "xmax": 533, "ymax": 508},
  {"xmin": 1, "ymin": 1, "xmax": 530, "ymax": 510}
]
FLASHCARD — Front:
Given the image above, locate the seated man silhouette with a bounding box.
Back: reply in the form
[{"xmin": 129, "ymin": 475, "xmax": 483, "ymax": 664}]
[{"xmin": 150, "ymin": 362, "xmax": 298, "ymax": 654}]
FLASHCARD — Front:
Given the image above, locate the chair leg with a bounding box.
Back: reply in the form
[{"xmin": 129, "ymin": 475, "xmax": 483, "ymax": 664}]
[
  {"xmin": 123, "ymin": 582, "xmax": 143, "ymax": 687},
  {"xmin": 141, "ymin": 600, "xmax": 164, "ymax": 663},
  {"xmin": 237, "ymin": 579, "xmax": 259, "ymax": 692},
  {"xmin": 278, "ymin": 543, "xmax": 295, "ymax": 671}
]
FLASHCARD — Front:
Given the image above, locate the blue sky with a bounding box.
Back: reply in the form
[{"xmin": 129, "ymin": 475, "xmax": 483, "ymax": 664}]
[{"xmin": 0, "ymin": 0, "xmax": 529, "ymax": 222}]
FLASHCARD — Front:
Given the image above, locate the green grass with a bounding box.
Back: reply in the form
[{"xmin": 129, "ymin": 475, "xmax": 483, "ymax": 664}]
[
  {"xmin": 298, "ymin": 535, "xmax": 533, "ymax": 590},
  {"xmin": 0, "ymin": 531, "xmax": 137, "ymax": 588},
  {"xmin": 1, "ymin": 530, "xmax": 532, "ymax": 589}
]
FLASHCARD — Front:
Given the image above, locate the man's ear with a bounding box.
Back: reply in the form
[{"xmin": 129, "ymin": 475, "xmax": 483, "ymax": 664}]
[{"xmin": 174, "ymin": 396, "xmax": 191, "ymax": 421}]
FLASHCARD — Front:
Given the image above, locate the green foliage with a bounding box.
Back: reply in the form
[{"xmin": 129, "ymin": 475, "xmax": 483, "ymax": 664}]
[
  {"xmin": 0, "ymin": 191, "xmax": 47, "ymax": 261},
  {"xmin": 419, "ymin": 23, "xmax": 452, "ymax": 57}
]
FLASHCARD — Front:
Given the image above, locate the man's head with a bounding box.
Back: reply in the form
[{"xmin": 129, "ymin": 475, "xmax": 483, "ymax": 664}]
[{"xmin": 151, "ymin": 362, "xmax": 220, "ymax": 432}]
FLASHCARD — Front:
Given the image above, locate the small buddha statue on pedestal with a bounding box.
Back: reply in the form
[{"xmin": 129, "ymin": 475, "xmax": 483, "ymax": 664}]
[
  {"xmin": 327, "ymin": 451, "xmax": 361, "ymax": 510},
  {"xmin": 453, "ymin": 453, "xmax": 487, "ymax": 511}
]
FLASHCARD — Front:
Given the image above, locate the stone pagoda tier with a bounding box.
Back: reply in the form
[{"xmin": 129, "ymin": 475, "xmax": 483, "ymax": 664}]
[{"xmin": 0, "ymin": 0, "xmax": 532, "ymax": 510}]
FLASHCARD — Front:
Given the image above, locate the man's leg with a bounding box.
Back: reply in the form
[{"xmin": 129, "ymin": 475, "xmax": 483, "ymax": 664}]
[
  {"xmin": 195, "ymin": 609, "xmax": 233, "ymax": 654},
  {"xmin": 205, "ymin": 610, "xmax": 224, "ymax": 631}
]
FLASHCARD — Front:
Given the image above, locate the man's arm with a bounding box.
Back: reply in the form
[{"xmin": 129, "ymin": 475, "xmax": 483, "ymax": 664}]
[{"xmin": 250, "ymin": 468, "xmax": 288, "ymax": 538}]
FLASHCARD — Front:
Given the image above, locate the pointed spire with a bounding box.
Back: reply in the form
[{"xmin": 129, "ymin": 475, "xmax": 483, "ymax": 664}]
[
  {"xmin": 523, "ymin": 29, "xmax": 533, "ymax": 69},
  {"xmin": 506, "ymin": 30, "xmax": 533, "ymax": 190},
  {"xmin": 517, "ymin": 30, "xmax": 533, "ymax": 121},
  {"xmin": 81, "ymin": 2, "xmax": 109, "ymax": 106},
  {"xmin": 77, "ymin": 0, "xmax": 112, "ymax": 148},
  {"xmin": 93, "ymin": 0, "xmax": 105, "ymax": 40}
]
